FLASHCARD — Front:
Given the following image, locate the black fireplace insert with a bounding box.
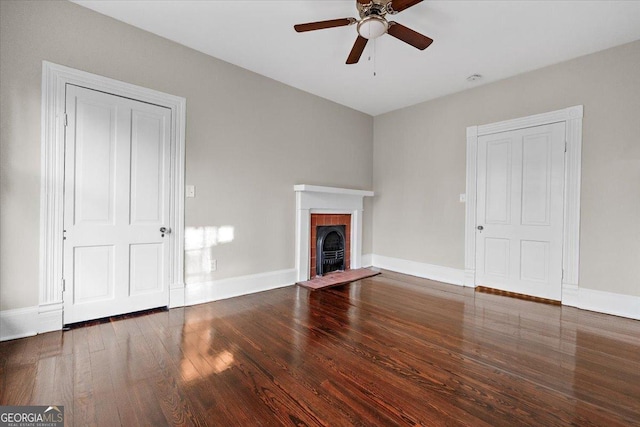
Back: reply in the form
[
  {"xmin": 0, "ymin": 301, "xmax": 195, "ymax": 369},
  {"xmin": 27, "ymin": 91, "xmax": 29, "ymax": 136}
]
[{"xmin": 316, "ymin": 225, "xmax": 346, "ymax": 276}]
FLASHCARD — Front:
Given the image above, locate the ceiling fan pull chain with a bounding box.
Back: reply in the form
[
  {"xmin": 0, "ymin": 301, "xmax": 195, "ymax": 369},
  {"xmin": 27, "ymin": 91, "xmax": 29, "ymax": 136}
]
[{"xmin": 373, "ymin": 38, "xmax": 377, "ymax": 77}]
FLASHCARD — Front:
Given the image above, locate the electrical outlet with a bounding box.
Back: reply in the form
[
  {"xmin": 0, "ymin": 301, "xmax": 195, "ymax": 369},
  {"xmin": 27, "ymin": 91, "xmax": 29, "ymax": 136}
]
[{"xmin": 210, "ymin": 259, "xmax": 217, "ymax": 272}]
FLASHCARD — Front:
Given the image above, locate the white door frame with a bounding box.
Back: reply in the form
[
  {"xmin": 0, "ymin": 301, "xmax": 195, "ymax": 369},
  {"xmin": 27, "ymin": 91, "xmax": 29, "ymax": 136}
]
[
  {"xmin": 39, "ymin": 61, "xmax": 186, "ymax": 332},
  {"xmin": 464, "ymin": 105, "xmax": 583, "ymax": 304}
]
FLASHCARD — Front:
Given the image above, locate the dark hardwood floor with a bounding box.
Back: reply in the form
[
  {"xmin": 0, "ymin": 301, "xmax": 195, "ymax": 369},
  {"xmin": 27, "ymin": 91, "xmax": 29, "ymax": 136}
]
[{"xmin": 1, "ymin": 271, "xmax": 639, "ymax": 426}]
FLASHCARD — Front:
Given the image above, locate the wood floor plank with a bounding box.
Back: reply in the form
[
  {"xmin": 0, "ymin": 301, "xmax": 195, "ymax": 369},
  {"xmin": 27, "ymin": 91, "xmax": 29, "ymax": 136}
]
[
  {"xmin": 212, "ymin": 315, "xmax": 367, "ymax": 426},
  {"xmin": 1, "ymin": 271, "xmax": 639, "ymax": 426},
  {"xmin": 133, "ymin": 315, "xmax": 208, "ymax": 426},
  {"xmin": 323, "ymin": 278, "xmax": 640, "ymax": 421},
  {"xmin": 0, "ymin": 362, "xmax": 36, "ymax": 405},
  {"xmin": 103, "ymin": 344, "xmax": 144, "ymax": 426},
  {"xmin": 247, "ymin": 288, "xmax": 566, "ymax": 426},
  {"xmin": 216, "ymin": 298, "xmax": 485, "ymax": 426},
  {"xmin": 30, "ymin": 356, "xmax": 57, "ymax": 405}
]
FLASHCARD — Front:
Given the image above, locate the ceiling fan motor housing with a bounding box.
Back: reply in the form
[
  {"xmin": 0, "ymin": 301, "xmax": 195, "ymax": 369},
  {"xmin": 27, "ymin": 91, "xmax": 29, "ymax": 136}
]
[
  {"xmin": 357, "ymin": 1, "xmax": 390, "ymax": 39},
  {"xmin": 357, "ymin": 1, "xmax": 389, "ymax": 18}
]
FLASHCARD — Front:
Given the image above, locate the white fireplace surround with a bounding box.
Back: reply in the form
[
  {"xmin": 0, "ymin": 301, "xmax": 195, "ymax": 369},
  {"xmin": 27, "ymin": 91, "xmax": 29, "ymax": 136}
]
[{"xmin": 294, "ymin": 185, "xmax": 374, "ymax": 282}]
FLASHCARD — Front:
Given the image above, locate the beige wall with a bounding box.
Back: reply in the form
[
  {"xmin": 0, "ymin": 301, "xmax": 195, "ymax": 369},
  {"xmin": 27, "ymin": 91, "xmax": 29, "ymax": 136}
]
[
  {"xmin": 1, "ymin": 0, "xmax": 638, "ymax": 313},
  {"xmin": 373, "ymin": 40, "xmax": 640, "ymax": 297},
  {"xmin": 0, "ymin": 0, "xmax": 373, "ymax": 310}
]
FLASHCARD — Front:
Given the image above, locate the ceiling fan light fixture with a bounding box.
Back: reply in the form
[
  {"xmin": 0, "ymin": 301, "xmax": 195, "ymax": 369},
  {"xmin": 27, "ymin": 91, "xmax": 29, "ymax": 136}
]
[{"xmin": 357, "ymin": 16, "xmax": 388, "ymax": 39}]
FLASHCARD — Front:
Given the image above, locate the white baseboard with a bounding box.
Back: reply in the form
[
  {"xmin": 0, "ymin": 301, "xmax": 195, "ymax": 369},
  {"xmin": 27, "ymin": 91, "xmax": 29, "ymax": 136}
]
[
  {"xmin": 0, "ymin": 303, "xmax": 63, "ymax": 341},
  {"xmin": 361, "ymin": 253, "xmax": 373, "ymax": 268},
  {"xmin": 563, "ymin": 284, "xmax": 639, "ymax": 320},
  {"xmin": 1, "ymin": 306, "xmax": 39, "ymax": 341},
  {"xmin": 561, "ymin": 283, "xmax": 580, "ymax": 307},
  {"xmin": 38, "ymin": 302, "xmax": 63, "ymax": 334},
  {"xmin": 464, "ymin": 269, "xmax": 476, "ymax": 288},
  {"xmin": 371, "ymin": 254, "xmax": 465, "ymax": 286},
  {"xmin": 185, "ymin": 268, "xmax": 297, "ymax": 306},
  {"xmin": 169, "ymin": 284, "xmax": 186, "ymax": 308}
]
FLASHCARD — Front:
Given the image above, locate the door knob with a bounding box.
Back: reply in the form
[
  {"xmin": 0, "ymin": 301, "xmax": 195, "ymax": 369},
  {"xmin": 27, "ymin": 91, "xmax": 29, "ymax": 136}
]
[
  {"xmin": 477, "ymin": 225, "xmax": 484, "ymax": 231},
  {"xmin": 160, "ymin": 227, "xmax": 171, "ymax": 237}
]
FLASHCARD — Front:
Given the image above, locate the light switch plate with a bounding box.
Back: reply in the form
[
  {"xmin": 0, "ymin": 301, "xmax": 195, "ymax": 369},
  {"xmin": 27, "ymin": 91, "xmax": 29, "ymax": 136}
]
[
  {"xmin": 186, "ymin": 185, "xmax": 195, "ymax": 198},
  {"xmin": 459, "ymin": 193, "xmax": 466, "ymax": 203}
]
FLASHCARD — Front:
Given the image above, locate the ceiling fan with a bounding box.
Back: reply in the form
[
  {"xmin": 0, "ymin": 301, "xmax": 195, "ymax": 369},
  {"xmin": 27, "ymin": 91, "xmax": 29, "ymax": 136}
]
[{"xmin": 294, "ymin": 0, "xmax": 433, "ymax": 64}]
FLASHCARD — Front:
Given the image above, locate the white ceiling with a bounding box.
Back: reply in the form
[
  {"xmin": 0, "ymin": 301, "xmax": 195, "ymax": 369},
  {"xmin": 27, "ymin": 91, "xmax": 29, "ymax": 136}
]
[{"xmin": 72, "ymin": 0, "xmax": 640, "ymax": 116}]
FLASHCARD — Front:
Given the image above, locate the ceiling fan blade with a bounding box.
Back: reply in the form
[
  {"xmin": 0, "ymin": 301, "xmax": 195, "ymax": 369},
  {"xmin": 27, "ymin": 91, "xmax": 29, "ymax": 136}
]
[
  {"xmin": 387, "ymin": 22, "xmax": 433, "ymax": 50},
  {"xmin": 357, "ymin": 0, "xmax": 372, "ymax": 4},
  {"xmin": 346, "ymin": 36, "xmax": 368, "ymax": 64},
  {"xmin": 388, "ymin": 0, "xmax": 423, "ymax": 13},
  {"xmin": 294, "ymin": 18, "xmax": 356, "ymax": 33}
]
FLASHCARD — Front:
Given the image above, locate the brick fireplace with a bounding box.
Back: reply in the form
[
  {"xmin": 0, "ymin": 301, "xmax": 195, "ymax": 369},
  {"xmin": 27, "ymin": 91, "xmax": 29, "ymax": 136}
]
[{"xmin": 294, "ymin": 185, "xmax": 374, "ymax": 282}]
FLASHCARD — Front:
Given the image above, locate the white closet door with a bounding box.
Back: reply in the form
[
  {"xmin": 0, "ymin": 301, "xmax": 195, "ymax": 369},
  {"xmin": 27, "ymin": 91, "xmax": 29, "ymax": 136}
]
[
  {"xmin": 63, "ymin": 84, "xmax": 171, "ymax": 323},
  {"xmin": 476, "ymin": 122, "xmax": 565, "ymax": 300}
]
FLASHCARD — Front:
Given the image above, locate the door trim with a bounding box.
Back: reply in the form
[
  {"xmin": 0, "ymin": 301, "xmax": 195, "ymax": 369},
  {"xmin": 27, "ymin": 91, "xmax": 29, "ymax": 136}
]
[
  {"xmin": 39, "ymin": 61, "xmax": 186, "ymax": 330},
  {"xmin": 464, "ymin": 105, "xmax": 583, "ymax": 304}
]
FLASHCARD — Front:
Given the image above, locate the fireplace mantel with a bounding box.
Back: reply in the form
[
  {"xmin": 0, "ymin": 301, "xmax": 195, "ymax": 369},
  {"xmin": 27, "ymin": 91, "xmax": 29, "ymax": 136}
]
[
  {"xmin": 293, "ymin": 185, "xmax": 374, "ymax": 198},
  {"xmin": 294, "ymin": 185, "xmax": 374, "ymax": 282}
]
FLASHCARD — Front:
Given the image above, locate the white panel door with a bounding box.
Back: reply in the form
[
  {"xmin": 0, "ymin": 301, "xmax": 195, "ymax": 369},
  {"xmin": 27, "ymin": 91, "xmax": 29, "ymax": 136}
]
[
  {"xmin": 476, "ymin": 122, "xmax": 565, "ymax": 300},
  {"xmin": 63, "ymin": 84, "xmax": 171, "ymax": 324}
]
